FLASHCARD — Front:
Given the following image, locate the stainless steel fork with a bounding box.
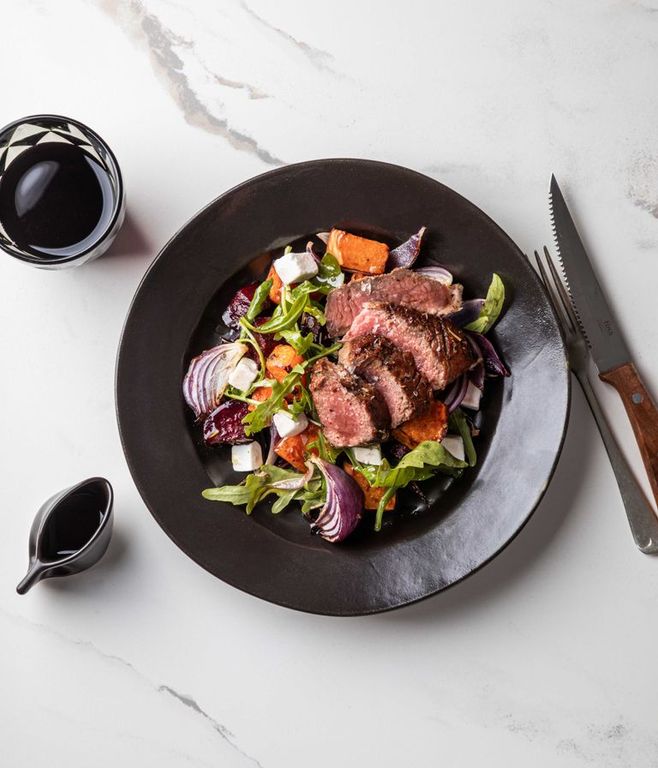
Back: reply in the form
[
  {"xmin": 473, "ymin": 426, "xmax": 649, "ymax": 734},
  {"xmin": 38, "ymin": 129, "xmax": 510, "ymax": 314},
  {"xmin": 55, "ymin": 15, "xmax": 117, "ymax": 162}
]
[{"xmin": 534, "ymin": 246, "xmax": 658, "ymax": 553}]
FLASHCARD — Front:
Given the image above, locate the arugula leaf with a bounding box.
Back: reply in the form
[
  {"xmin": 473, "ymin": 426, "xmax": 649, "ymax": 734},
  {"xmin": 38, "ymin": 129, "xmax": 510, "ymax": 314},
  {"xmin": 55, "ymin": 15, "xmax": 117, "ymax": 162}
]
[
  {"xmin": 465, "ymin": 273, "xmax": 505, "ymax": 333},
  {"xmin": 306, "ymin": 429, "xmax": 342, "ymax": 464},
  {"xmin": 351, "ymin": 441, "xmax": 468, "ymax": 531},
  {"xmin": 312, "ymin": 253, "xmax": 344, "ymax": 291},
  {"xmin": 238, "ymin": 319, "xmax": 266, "ymax": 375},
  {"xmin": 246, "ymin": 279, "xmax": 273, "ymax": 321},
  {"xmin": 277, "ymin": 327, "xmax": 314, "ymax": 355},
  {"xmin": 243, "ymin": 291, "xmax": 307, "ymax": 334},
  {"xmin": 449, "ymin": 408, "xmax": 477, "ymax": 467},
  {"xmin": 242, "ymin": 370, "xmax": 301, "ymax": 435},
  {"xmin": 202, "ymin": 465, "xmax": 306, "ymax": 514},
  {"xmin": 271, "ymin": 488, "xmax": 299, "ymax": 514}
]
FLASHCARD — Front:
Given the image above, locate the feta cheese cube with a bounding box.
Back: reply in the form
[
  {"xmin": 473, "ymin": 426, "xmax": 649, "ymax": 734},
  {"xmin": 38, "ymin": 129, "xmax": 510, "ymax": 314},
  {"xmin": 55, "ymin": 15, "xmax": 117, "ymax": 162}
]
[
  {"xmin": 273, "ymin": 410, "xmax": 308, "ymax": 438},
  {"xmin": 441, "ymin": 435, "xmax": 465, "ymax": 462},
  {"xmin": 461, "ymin": 380, "xmax": 482, "ymax": 410},
  {"xmin": 228, "ymin": 357, "xmax": 259, "ymax": 392},
  {"xmin": 352, "ymin": 444, "xmax": 382, "ymax": 465},
  {"xmin": 273, "ymin": 251, "xmax": 318, "ymax": 285},
  {"xmin": 231, "ymin": 441, "xmax": 263, "ymax": 472}
]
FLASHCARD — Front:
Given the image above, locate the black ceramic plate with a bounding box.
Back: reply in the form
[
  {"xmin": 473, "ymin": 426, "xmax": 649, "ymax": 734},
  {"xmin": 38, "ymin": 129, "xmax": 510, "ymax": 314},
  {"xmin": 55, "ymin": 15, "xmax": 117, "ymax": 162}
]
[{"xmin": 116, "ymin": 159, "xmax": 569, "ymax": 616}]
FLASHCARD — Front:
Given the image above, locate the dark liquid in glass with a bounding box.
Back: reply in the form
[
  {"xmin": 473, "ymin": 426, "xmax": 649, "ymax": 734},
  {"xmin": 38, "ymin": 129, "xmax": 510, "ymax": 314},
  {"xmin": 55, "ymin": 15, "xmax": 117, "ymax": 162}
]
[
  {"xmin": 40, "ymin": 489, "xmax": 105, "ymax": 560},
  {"xmin": 0, "ymin": 143, "xmax": 115, "ymax": 260}
]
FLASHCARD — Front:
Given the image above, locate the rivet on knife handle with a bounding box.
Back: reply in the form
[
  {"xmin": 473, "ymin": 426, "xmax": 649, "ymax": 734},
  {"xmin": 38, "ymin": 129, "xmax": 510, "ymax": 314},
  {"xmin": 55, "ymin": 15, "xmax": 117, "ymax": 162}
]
[{"xmin": 599, "ymin": 362, "xmax": 658, "ymax": 508}]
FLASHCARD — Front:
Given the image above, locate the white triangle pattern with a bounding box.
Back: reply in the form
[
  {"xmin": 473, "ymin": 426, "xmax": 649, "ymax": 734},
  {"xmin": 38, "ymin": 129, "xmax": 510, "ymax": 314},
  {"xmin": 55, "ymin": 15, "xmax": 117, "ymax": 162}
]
[
  {"xmin": 4, "ymin": 143, "xmax": 31, "ymax": 167},
  {"xmin": 37, "ymin": 131, "xmax": 73, "ymax": 146},
  {"xmin": 9, "ymin": 123, "xmax": 47, "ymax": 143}
]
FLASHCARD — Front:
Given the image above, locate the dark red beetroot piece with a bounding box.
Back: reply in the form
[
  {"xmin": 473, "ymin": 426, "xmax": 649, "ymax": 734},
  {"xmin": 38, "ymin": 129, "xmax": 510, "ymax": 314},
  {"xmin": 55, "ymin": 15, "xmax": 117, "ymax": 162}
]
[
  {"xmin": 344, "ymin": 303, "xmax": 476, "ymax": 390},
  {"xmin": 250, "ymin": 317, "xmax": 279, "ymax": 358},
  {"xmin": 325, "ymin": 268, "xmax": 463, "ymax": 337},
  {"xmin": 338, "ymin": 335, "xmax": 431, "ymax": 427},
  {"xmin": 203, "ymin": 400, "xmax": 251, "ymax": 445},
  {"xmin": 310, "ymin": 358, "xmax": 389, "ymax": 448},
  {"xmin": 221, "ymin": 282, "xmax": 272, "ymax": 328}
]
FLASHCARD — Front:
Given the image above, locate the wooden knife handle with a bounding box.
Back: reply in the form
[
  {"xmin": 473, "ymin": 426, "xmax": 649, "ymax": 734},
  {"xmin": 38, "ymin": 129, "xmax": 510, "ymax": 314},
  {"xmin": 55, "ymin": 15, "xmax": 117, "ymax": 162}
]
[{"xmin": 599, "ymin": 362, "xmax": 658, "ymax": 507}]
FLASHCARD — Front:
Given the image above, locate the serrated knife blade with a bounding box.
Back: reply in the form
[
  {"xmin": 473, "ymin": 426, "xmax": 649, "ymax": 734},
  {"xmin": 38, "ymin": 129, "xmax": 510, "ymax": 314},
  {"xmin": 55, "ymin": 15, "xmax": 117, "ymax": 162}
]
[
  {"xmin": 549, "ymin": 174, "xmax": 631, "ymax": 374},
  {"xmin": 549, "ymin": 174, "xmax": 658, "ymax": 515}
]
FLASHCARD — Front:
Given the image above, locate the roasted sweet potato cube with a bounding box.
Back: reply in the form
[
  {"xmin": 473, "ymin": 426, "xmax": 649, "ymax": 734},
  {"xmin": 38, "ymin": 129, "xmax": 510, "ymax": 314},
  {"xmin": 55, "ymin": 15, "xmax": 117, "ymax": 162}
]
[
  {"xmin": 344, "ymin": 462, "xmax": 396, "ymax": 510},
  {"xmin": 275, "ymin": 425, "xmax": 318, "ymax": 471},
  {"xmin": 266, "ymin": 344, "xmax": 304, "ymax": 382},
  {"xmin": 392, "ymin": 401, "xmax": 448, "ymax": 449},
  {"xmin": 326, "ymin": 229, "xmax": 388, "ymax": 274},
  {"xmin": 267, "ymin": 265, "xmax": 283, "ymax": 304}
]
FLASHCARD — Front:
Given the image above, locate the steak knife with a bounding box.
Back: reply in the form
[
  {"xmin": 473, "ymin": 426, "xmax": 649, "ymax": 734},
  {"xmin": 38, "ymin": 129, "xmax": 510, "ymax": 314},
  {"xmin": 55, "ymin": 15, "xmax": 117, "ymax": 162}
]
[{"xmin": 550, "ymin": 174, "xmax": 658, "ymax": 507}]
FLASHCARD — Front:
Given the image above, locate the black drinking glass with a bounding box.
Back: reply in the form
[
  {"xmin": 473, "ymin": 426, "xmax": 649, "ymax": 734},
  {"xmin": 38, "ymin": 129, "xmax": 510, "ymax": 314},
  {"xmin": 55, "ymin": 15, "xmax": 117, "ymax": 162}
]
[{"xmin": 0, "ymin": 114, "xmax": 125, "ymax": 268}]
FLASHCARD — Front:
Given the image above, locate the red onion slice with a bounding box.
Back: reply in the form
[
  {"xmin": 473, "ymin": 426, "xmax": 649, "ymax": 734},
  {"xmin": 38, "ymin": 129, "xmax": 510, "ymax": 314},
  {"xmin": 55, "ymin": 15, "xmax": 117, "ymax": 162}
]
[
  {"xmin": 183, "ymin": 342, "xmax": 247, "ymax": 419},
  {"xmin": 443, "ymin": 374, "xmax": 469, "ymax": 413},
  {"xmin": 264, "ymin": 424, "xmax": 280, "ymax": 466},
  {"xmin": 389, "ymin": 227, "xmax": 426, "ymax": 269},
  {"xmin": 316, "ymin": 231, "xmax": 330, "ymax": 244},
  {"xmin": 269, "ymin": 462, "xmax": 314, "ymax": 490},
  {"xmin": 415, "ymin": 265, "xmax": 453, "ymax": 285},
  {"xmin": 466, "ymin": 331, "xmax": 510, "ymax": 378},
  {"xmin": 449, "ymin": 298, "xmax": 485, "ymax": 328},
  {"xmin": 307, "ymin": 458, "xmax": 363, "ymax": 543}
]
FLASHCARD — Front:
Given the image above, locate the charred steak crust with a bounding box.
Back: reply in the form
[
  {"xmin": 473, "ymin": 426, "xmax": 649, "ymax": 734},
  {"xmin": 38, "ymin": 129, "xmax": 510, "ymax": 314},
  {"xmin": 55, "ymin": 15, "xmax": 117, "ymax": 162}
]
[
  {"xmin": 338, "ymin": 335, "xmax": 431, "ymax": 427},
  {"xmin": 343, "ymin": 303, "xmax": 476, "ymax": 390},
  {"xmin": 326, "ymin": 268, "xmax": 463, "ymax": 337},
  {"xmin": 309, "ymin": 358, "xmax": 389, "ymax": 448}
]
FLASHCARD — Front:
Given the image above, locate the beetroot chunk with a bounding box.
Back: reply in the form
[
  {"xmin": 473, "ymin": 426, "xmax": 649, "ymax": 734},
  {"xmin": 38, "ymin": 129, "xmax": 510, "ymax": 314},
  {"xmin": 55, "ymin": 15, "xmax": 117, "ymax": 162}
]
[
  {"xmin": 203, "ymin": 400, "xmax": 250, "ymax": 445},
  {"xmin": 222, "ymin": 283, "xmax": 272, "ymax": 328}
]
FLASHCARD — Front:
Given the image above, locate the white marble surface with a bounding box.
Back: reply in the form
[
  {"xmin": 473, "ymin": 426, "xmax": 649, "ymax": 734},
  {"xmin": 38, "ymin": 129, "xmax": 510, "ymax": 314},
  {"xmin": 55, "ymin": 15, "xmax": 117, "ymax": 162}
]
[{"xmin": 2, "ymin": 1, "xmax": 658, "ymax": 765}]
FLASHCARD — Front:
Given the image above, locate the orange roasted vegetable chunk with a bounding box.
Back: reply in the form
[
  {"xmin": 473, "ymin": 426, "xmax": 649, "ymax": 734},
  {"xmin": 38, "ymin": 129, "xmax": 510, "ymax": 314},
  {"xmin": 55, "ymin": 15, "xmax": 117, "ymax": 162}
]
[
  {"xmin": 248, "ymin": 385, "xmax": 273, "ymax": 411},
  {"xmin": 344, "ymin": 462, "xmax": 396, "ymax": 511},
  {"xmin": 266, "ymin": 344, "xmax": 304, "ymax": 383},
  {"xmin": 326, "ymin": 229, "xmax": 388, "ymax": 274},
  {"xmin": 392, "ymin": 401, "xmax": 448, "ymax": 449},
  {"xmin": 275, "ymin": 425, "xmax": 319, "ymax": 472},
  {"xmin": 267, "ymin": 265, "xmax": 283, "ymax": 304}
]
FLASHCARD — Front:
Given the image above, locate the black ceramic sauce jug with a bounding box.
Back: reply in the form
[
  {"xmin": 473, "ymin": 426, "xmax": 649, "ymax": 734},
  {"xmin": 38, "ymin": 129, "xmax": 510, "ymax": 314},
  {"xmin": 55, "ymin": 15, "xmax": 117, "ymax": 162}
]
[{"xmin": 16, "ymin": 477, "xmax": 114, "ymax": 594}]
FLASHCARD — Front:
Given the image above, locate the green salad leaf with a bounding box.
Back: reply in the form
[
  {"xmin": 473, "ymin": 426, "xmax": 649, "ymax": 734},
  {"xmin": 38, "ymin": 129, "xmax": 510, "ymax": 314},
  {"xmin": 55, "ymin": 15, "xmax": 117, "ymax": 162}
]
[
  {"xmin": 202, "ymin": 465, "xmax": 307, "ymax": 515},
  {"xmin": 242, "ymin": 369, "xmax": 302, "ymax": 435},
  {"xmin": 243, "ymin": 291, "xmax": 307, "ymax": 334},
  {"xmin": 246, "ymin": 279, "xmax": 273, "ymax": 321},
  {"xmin": 312, "ymin": 253, "xmax": 344, "ymax": 291},
  {"xmin": 351, "ymin": 441, "xmax": 468, "ymax": 531},
  {"xmin": 465, "ymin": 273, "xmax": 505, "ymax": 334},
  {"xmin": 277, "ymin": 327, "xmax": 314, "ymax": 355},
  {"xmin": 449, "ymin": 408, "xmax": 477, "ymax": 467}
]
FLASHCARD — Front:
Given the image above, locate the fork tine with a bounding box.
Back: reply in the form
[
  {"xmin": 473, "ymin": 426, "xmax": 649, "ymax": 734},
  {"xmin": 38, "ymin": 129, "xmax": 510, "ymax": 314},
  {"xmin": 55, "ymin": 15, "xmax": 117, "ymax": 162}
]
[
  {"xmin": 533, "ymin": 249, "xmax": 570, "ymax": 333},
  {"xmin": 535, "ymin": 251, "xmax": 573, "ymax": 336},
  {"xmin": 542, "ymin": 245, "xmax": 578, "ymax": 334}
]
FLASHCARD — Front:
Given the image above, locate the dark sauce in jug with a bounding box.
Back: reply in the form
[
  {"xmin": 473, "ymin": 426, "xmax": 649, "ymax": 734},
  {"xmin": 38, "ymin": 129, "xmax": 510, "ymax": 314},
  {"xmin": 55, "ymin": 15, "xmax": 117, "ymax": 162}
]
[
  {"xmin": 40, "ymin": 489, "xmax": 105, "ymax": 560},
  {"xmin": 0, "ymin": 142, "xmax": 115, "ymax": 260}
]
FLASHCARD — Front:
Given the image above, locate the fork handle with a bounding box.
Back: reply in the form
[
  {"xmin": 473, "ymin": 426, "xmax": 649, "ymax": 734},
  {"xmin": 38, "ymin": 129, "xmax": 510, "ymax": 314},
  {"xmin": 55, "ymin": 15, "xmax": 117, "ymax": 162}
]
[
  {"xmin": 599, "ymin": 362, "xmax": 658, "ymax": 509},
  {"xmin": 575, "ymin": 369, "xmax": 658, "ymax": 552}
]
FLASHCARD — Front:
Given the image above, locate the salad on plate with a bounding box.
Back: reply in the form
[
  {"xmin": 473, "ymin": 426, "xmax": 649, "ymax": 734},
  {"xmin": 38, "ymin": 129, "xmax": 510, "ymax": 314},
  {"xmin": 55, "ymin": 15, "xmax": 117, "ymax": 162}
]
[{"xmin": 183, "ymin": 226, "xmax": 508, "ymax": 543}]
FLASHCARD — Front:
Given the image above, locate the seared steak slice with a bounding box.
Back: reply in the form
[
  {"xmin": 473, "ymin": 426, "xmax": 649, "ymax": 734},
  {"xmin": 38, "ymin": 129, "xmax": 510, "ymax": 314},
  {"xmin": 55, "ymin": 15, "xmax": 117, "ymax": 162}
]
[
  {"xmin": 344, "ymin": 303, "xmax": 476, "ymax": 390},
  {"xmin": 326, "ymin": 268, "xmax": 463, "ymax": 337},
  {"xmin": 310, "ymin": 358, "xmax": 389, "ymax": 447},
  {"xmin": 338, "ymin": 335, "xmax": 431, "ymax": 427}
]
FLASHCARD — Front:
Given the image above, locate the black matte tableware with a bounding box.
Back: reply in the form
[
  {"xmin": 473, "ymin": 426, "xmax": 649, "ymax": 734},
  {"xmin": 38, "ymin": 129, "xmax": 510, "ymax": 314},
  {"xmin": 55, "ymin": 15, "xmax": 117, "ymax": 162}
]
[
  {"xmin": 16, "ymin": 477, "xmax": 114, "ymax": 594},
  {"xmin": 0, "ymin": 115, "xmax": 125, "ymax": 268},
  {"xmin": 116, "ymin": 158, "xmax": 570, "ymax": 615}
]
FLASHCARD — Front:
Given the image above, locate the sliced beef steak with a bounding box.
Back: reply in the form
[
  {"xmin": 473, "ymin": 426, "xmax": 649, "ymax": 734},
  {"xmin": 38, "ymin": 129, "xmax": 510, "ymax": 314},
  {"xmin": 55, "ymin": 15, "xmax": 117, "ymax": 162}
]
[
  {"xmin": 338, "ymin": 335, "xmax": 431, "ymax": 427},
  {"xmin": 343, "ymin": 303, "xmax": 476, "ymax": 390},
  {"xmin": 326, "ymin": 268, "xmax": 463, "ymax": 337},
  {"xmin": 310, "ymin": 358, "xmax": 389, "ymax": 447}
]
